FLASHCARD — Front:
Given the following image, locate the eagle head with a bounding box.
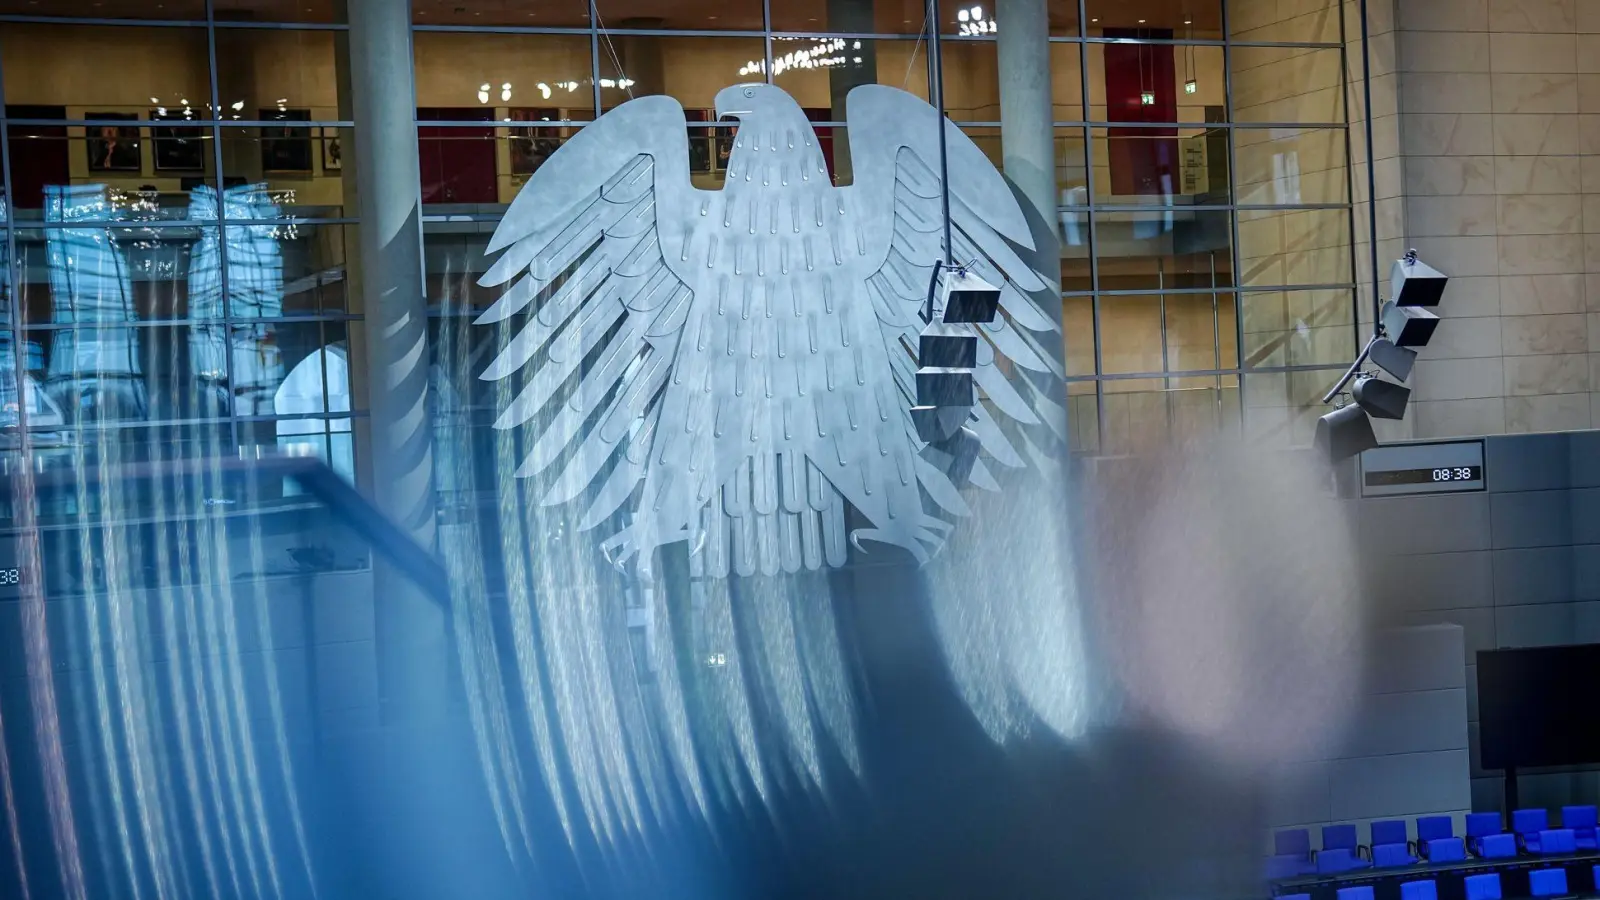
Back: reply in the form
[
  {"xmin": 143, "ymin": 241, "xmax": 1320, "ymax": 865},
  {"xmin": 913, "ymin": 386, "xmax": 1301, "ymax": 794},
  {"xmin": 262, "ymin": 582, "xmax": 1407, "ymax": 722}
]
[{"xmin": 713, "ymin": 82, "xmax": 798, "ymax": 126}]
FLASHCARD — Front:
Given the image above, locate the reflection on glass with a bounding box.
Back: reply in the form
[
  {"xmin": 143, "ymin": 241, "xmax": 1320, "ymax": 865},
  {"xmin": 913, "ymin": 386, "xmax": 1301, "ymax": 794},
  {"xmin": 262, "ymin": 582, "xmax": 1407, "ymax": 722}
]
[
  {"xmin": 43, "ymin": 185, "xmax": 146, "ymax": 423},
  {"xmin": 1227, "ymin": 0, "xmax": 1341, "ymax": 43},
  {"xmin": 1086, "ymin": 44, "xmax": 1226, "ymax": 124},
  {"xmin": 1093, "ymin": 209, "xmax": 1233, "ymax": 292},
  {"xmin": 1235, "ymin": 207, "xmax": 1351, "ymax": 287},
  {"xmin": 1092, "ymin": 126, "xmax": 1228, "ymax": 204},
  {"xmin": 188, "ymin": 185, "xmax": 284, "ymax": 415},
  {"xmin": 1230, "ymin": 47, "xmax": 1345, "ymax": 124},
  {"xmin": 1084, "ymin": 1, "xmax": 1223, "ymax": 39},
  {"xmin": 598, "ymin": 37, "xmax": 766, "ymax": 113},
  {"xmin": 1, "ymin": 25, "xmax": 211, "ymax": 116},
  {"xmin": 1233, "ymin": 128, "xmax": 1347, "ymax": 206},
  {"xmin": 275, "ymin": 346, "xmax": 351, "ymax": 486}
]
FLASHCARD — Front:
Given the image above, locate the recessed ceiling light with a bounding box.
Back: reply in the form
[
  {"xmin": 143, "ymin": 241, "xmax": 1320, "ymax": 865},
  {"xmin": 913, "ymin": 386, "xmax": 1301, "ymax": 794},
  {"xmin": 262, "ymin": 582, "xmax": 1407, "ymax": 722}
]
[{"xmin": 1138, "ymin": 18, "xmax": 1146, "ymax": 23}]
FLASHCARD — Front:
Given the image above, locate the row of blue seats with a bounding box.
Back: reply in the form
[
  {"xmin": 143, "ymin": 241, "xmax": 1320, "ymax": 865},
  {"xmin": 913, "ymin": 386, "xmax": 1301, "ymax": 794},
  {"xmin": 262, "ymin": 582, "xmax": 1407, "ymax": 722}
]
[
  {"xmin": 1282, "ymin": 865, "xmax": 1580, "ymax": 900},
  {"xmin": 1269, "ymin": 807, "xmax": 1600, "ymax": 878}
]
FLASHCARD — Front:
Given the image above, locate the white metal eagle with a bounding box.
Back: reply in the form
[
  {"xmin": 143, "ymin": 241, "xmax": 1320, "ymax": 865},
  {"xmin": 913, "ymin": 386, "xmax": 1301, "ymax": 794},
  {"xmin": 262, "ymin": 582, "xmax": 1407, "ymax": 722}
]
[{"xmin": 477, "ymin": 82, "xmax": 1065, "ymax": 577}]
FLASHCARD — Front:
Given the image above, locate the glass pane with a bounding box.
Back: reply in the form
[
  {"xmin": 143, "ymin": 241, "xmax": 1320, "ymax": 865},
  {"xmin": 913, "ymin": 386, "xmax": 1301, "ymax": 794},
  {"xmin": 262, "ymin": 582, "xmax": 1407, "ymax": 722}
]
[
  {"xmin": 595, "ymin": 0, "xmax": 764, "ymax": 29},
  {"xmin": 412, "ymin": 124, "xmax": 505, "ymax": 210},
  {"xmin": 1066, "ymin": 390, "xmax": 1100, "ymax": 453},
  {"xmin": 423, "ymin": 228, "xmax": 498, "ymax": 318},
  {"xmin": 1086, "ymin": 43, "xmax": 1226, "ymax": 124},
  {"xmin": 1234, "ymin": 127, "xmax": 1348, "ymax": 206},
  {"xmin": 1063, "ymin": 294, "xmax": 1095, "ymax": 378},
  {"xmin": 1243, "ymin": 368, "xmax": 1341, "ymax": 446},
  {"xmin": 414, "ymin": 33, "xmax": 596, "ymax": 120},
  {"xmin": 771, "ymin": 39, "xmax": 928, "ymax": 112},
  {"xmin": 1163, "ymin": 291, "xmax": 1238, "ymax": 371},
  {"xmin": 1236, "ymin": 207, "xmax": 1351, "ymax": 287},
  {"xmin": 29, "ymin": 324, "xmax": 235, "ymax": 424},
  {"xmin": 0, "ymin": 0, "xmax": 206, "ymax": 17},
  {"xmin": 226, "ymin": 321, "xmax": 349, "ymax": 419},
  {"xmin": 1240, "ymin": 288, "xmax": 1357, "ymax": 369},
  {"xmin": 942, "ymin": 41, "xmax": 999, "ymax": 121},
  {"xmin": 0, "ymin": 133, "xmax": 219, "ymax": 222},
  {"xmin": 2, "ymin": 25, "xmax": 211, "ymax": 116},
  {"xmin": 1230, "ymin": 46, "xmax": 1345, "ymax": 125},
  {"xmin": 1091, "ymin": 209, "xmax": 1234, "ymax": 291},
  {"xmin": 1051, "ymin": 43, "xmax": 1088, "ymax": 121},
  {"xmin": 219, "ymin": 127, "xmax": 347, "ymax": 217},
  {"xmin": 1091, "ymin": 126, "xmax": 1229, "ymax": 203},
  {"xmin": 1099, "ymin": 296, "xmax": 1163, "ymax": 374},
  {"xmin": 1060, "ymin": 209, "xmax": 1091, "ymax": 289},
  {"xmin": 769, "ymin": 0, "xmax": 929, "ymax": 33},
  {"xmin": 598, "ymin": 37, "xmax": 766, "ymax": 113},
  {"xmin": 187, "ymin": 219, "xmax": 345, "ymax": 319},
  {"xmin": 215, "ymin": 30, "xmax": 343, "ymax": 121},
  {"xmin": 13, "ymin": 223, "xmax": 213, "ymax": 325},
  {"xmin": 1085, "ymin": 3, "xmax": 1224, "ymax": 40},
  {"xmin": 413, "ymin": 0, "xmax": 589, "ymax": 27},
  {"xmin": 1058, "ymin": 127, "xmax": 1090, "ymax": 201},
  {"xmin": 1101, "ymin": 381, "xmax": 1241, "ymax": 452},
  {"xmin": 214, "ymin": 0, "xmax": 345, "ymax": 24},
  {"xmin": 1228, "ymin": 0, "xmax": 1341, "ymax": 43}
]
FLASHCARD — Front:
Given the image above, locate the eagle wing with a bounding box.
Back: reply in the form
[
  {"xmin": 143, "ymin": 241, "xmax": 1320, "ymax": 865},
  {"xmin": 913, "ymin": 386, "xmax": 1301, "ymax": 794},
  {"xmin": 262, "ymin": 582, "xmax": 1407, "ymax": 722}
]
[
  {"xmin": 843, "ymin": 85, "xmax": 1067, "ymax": 486},
  {"xmin": 476, "ymin": 96, "xmax": 704, "ymax": 556}
]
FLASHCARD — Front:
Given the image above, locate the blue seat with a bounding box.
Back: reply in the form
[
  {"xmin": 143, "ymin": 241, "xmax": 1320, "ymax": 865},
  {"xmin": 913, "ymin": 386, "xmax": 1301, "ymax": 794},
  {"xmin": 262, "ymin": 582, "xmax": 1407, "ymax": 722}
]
[
  {"xmin": 1417, "ymin": 817, "xmax": 1453, "ymax": 858},
  {"xmin": 1480, "ymin": 833, "xmax": 1517, "ymax": 859},
  {"xmin": 1427, "ymin": 837, "xmax": 1467, "ymax": 863},
  {"xmin": 1515, "ymin": 808, "xmax": 1550, "ymax": 837},
  {"xmin": 1372, "ymin": 819, "xmax": 1409, "ymax": 848},
  {"xmin": 1337, "ymin": 888, "xmax": 1375, "ymax": 900},
  {"xmin": 1317, "ymin": 848, "xmax": 1369, "ymax": 874},
  {"xmin": 1530, "ymin": 868, "xmax": 1568, "ymax": 897},
  {"xmin": 1563, "ymin": 805, "xmax": 1597, "ymax": 850},
  {"xmin": 1401, "ymin": 880, "xmax": 1438, "ymax": 900},
  {"xmin": 1267, "ymin": 855, "xmax": 1309, "ymax": 880},
  {"xmin": 1466, "ymin": 812, "xmax": 1502, "ymax": 855},
  {"xmin": 1276, "ymin": 828, "xmax": 1312, "ymax": 858},
  {"xmin": 1281, "ymin": 895, "xmax": 1311, "ymax": 900},
  {"xmin": 1465, "ymin": 873, "xmax": 1502, "ymax": 900},
  {"xmin": 1528, "ymin": 828, "xmax": 1576, "ymax": 855},
  {"xmin": 1324, "ymin": 823, "xmax": 1361, "ymax": 853},
  {"xmin": 1374, "ymin": 842, "xmax": 1418, "ymax": 868}
]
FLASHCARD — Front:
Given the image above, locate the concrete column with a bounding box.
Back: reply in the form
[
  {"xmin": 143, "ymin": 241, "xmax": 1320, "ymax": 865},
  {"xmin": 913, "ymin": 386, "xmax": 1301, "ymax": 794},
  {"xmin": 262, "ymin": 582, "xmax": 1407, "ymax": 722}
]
[
  {"xmin": 346, "ymin": 0, "xmax": 445, "ymax": 723},
  {"xmin": 996, "ymin": 0, "xmax": 1059, "ymax": 246}
]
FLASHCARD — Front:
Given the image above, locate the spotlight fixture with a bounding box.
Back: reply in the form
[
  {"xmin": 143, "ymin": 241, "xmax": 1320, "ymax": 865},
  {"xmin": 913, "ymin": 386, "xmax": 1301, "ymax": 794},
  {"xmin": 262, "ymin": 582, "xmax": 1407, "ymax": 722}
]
[{"xmin": 1315, "ymin": 249, "xmax": 1449, "ymax": 464}]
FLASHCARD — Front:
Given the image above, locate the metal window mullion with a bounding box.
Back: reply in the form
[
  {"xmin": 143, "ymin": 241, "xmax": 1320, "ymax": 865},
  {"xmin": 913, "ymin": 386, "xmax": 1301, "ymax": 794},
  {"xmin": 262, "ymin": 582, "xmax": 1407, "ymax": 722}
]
[
  {"xmin": 1075, "ymin": 0, "xmax": 1104, "ymax": 449},
  {"xmin": 1220, "ymin": 0, "xmax": 1247, "ymax": 442},
  {"xmin": 206, "ymin": 0, "xmax": 239, "ymax": 454},
  {"xmin": 589, "ymin": 0, "xmax": 603, "ymax": 117},
  {"xmin": 1338, "ymin": 0, "xmax": 1363, "ymax": 355},
  {"xmin": 762, "ymin": 0, "xmax": 774, "ymax": 83}
]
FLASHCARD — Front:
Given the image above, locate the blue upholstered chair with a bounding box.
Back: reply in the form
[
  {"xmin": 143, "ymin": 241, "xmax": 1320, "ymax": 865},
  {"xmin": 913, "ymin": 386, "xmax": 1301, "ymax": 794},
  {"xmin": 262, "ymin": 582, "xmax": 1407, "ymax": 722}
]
[
  {"xmin": 1324, "ymin": 823, "xmax": 1362, "ymax": 855},
  {"xmin": 1372, "ymin": 820, "xmax": 1409, "ymax": 848},
  {"xmin": 1466, "ymin": 813, "xmax": 1502, "ymax": 856},
  {"xmin": 1427, "ymin": 837, "xmax": 1467, "ymax": 863},
  {"xmin": 1275, "ymin": 828, "xmax": 1312, "ymax": 858},
  {"xmin": 1479, "ymin": 833, "xmax": 1517, "ymax": 859},
  {"xmin": 1514, "ymin": 808, "xmax": 1550, "ymax": 838},
  {"xmin": 1400, "ymin": 880, "xmax": 1438, "ymax": 900},
  {"xmin": 1337, "ymin": 887, "xmax": 1375, "ymax": 900},
  {"xmin": 1563, "ymin": 805, "xmax": 1597, "ymax": 850},
  {"xmin": 1317, "ymin": 848, "xmax": 1368, "ymax": 874},
  {"xmin": 1374, "ymin": 842, "xmax": 1418, "ymax": 868},
  {"xmin": 1529, "ymin": 868, "xmax": 1568, "ymax": 897},
  {"xmin": 1416, "ymin": 817, "xmax": 1453, "ymax": 859},
  {"xmin": 1464, "ymin": 872, "xmax": 1502, "ymax": 900},
  {"xmin": 1528, "ymin": 828, "xmax": 1576, "ymax": 855}
]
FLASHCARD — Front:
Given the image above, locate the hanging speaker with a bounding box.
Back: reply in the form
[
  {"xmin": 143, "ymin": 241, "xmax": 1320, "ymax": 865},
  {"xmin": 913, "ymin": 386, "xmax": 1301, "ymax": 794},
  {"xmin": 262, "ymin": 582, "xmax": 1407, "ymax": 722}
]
[{"xmin": 1352, "ymin": 374, "xmax": 1410, "ymax": 420}]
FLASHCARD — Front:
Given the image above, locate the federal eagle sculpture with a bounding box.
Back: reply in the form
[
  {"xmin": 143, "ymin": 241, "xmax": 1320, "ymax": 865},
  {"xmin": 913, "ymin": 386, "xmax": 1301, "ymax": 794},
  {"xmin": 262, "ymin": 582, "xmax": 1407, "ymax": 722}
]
[{"xmin": 477, "ymin": 82, "xmax": 1065, "ymax": 577}]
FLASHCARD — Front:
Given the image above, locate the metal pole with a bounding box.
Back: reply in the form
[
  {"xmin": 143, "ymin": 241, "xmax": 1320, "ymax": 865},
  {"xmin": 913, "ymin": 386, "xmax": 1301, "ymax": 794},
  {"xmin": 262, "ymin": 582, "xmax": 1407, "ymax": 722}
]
[{"xmin": 926, "ymin": 0, "xmax": 953, "ymax": 264}]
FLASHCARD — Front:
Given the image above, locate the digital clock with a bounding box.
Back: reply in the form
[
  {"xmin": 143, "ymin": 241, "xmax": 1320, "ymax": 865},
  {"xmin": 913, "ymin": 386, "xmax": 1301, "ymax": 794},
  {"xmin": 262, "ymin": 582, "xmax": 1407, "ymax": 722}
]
[{"xmin": 1359, "ymin": 441, "xmax": 1486, "ymax": 497}]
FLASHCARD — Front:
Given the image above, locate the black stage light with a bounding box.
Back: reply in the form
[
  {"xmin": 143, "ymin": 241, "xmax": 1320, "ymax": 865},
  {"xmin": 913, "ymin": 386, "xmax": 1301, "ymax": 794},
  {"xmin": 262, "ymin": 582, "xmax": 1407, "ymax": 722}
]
[
  {"xmin": 1392, "ymin": 249, "xmax": 1448, "ymax": 308},
  {"xmin": 1315, "ymin": 403, "xmax": 1378, "ymax": 464},
  {"xmin": 1382, "ymin": 300, "xmax": 1440, "ymax": 349},
  {"xmin": 942, "ymin": 270, "xmax": 1002, "ymax": 324},
  {"xmin": 1352, "ymin": 374, "xmax": 1410, "ymax": 420},
  {"xmin": 1369, "ymin": 337, "xmax": 1417, "ymax": 383}
]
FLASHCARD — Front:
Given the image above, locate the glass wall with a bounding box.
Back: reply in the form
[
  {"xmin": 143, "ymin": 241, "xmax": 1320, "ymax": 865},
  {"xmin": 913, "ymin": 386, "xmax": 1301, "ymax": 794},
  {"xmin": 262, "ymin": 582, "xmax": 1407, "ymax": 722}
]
[{"xmin": 0, "ymin": 7, "xmax": 360, "ymax": 518}]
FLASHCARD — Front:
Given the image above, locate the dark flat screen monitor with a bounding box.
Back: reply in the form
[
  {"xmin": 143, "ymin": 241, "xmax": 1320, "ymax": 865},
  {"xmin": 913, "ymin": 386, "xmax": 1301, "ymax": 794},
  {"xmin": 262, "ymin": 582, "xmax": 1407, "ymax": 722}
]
[{"xmin": 1478, "ymin": 644, "xmax": 1600, "ymax": 770}]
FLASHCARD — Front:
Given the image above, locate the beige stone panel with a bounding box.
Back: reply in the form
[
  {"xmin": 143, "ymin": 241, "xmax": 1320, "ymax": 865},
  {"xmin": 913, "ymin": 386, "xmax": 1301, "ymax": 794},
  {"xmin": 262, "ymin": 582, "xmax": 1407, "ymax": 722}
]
[
  {"xmin": 1403, "ymin": 73, "xmax": 1494, "ymax": 115},
  {"xmin": 1406, "ymin": 236, "xmax": 1502, "ymax": 278},
  {"xmin": 1413, "ymin": 398, "xmax": 1507, "ymax": 437},
  {"xmin": 1498, "ymin": 233, "xmax": 1585, "ymax": 275},
  {"xmin": 1587, "ymin": 313, "xmax": 1600, "ymax": 350},
  {"xmin": 1402, "ymin": 32, "xmax": 1492, "ymax": 73},
  {"xmin": 1493, "ymin": 113, "xmax": 1581, "ymax": 155},
  {"xmin": 1489, "ymin": 0, "xmax": 1579, "ymax": 32},
  {"xmin": 1501, "ymin": 274, "xmax": 1585, "ymax": 315},
  {"xmin": 1501, "ymin": 313, "xmax": 1590, "ymax": 355},
  {"xmin": 1490, "ymin": 33, "xmax": 1578, "ymax": 74},
  {"xmin": 1494, "ymin": 156, "xmax": 1583, "ymax": 194},
  {"xmin": 1587, "ymin": 194, "xmax": 1600, "ymax": 231},
  {"xmin": 1417, "ymin": 316, "xmax": 1503, "ymax": 359},
  {"xmin": 1412, "ymin": 356, "xmax": 1509, "ymax": 401},
  {"xmin": 1401, "ymin": 0, "xmax": 1490, "ymax": 31},
  {"xmin": 1589, "ymin": 233, "xmax": 1600, "ymax": 269},
  {"xmin": 1443, "ymin": 275, "xmax": 1504, "ymax": 318},
  {"xmin": 1497, "ymin": 194, "xmax": 1583, "ymax": 234},
  {"xmin": 1584, "ymin": 155, "xmax": 1600, "ymax": 191},
  {"xmin": 1492, "ymin": 74, "xmax": 1579, "ymax": 114},
  {"xmin": 1587, "ymin": 274, "xmax": 1600, "ymax": 309},
  {"xmin": 1404, "ymin": 156, "xmax": 1496, "ymax": 195},
  {"xmin": 1504, "ymin": 352, "xmax": 1590, "ymax": 394},
  {"xmin": 1584, "ymin": 0, "xmax": 1600, "ymax": 29},
  {"xmin": 1582, "ymin": 74, "xmax": 1600, "ymax": 113},
  {"xmin": 1404, "ymin": 113, "xmax": 1495, "ymax": 156},
  {"xmin": 1582, "ymin": 35, "xmax": 1600, "ymax": 72},
  {"xmin": 1506, "ymin": 393, "xmax": 1593, "ymax": 432},
  {"xmin": 1583, "ymin": 115, "xmax": 1600, "ymax": 153},
  {"xmin": 1408, "ymin": 195, "xmax": 1499, "ymax": 236}
]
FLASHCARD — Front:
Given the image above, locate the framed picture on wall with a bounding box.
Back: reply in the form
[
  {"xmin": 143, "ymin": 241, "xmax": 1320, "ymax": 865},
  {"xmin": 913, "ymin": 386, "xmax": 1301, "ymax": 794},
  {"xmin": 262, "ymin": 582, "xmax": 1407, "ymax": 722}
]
[
  {"xmin": 714, "ymin": 122, "xmax": 737, "ymax": 172},
  {"xmin": 320, "ymin": 128, "xmax": 342, "ymax": 171},
  {"xmin": 86, "ymin": 113, "xmax": 141, "ymax": 172},
  {"xmin": 150, "ymin": 110, "xmax": 204, "ymax": 172},
  {"xmin": 260, "ymin": 108, "xmax": 313, "ymax": 173},
  {"xmin": 507, "ymin": 108, "xmax": 562, "ymax": 176}
]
